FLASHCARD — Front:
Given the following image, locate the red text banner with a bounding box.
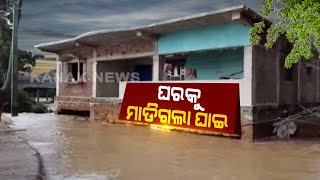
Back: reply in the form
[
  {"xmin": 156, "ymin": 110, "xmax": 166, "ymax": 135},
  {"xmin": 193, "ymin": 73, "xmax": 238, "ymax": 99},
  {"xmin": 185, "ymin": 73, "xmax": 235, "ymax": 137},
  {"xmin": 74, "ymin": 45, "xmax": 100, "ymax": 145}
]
[{"xmin": 119, "ymin": 83, "xmax": 241, "ymax": 136}]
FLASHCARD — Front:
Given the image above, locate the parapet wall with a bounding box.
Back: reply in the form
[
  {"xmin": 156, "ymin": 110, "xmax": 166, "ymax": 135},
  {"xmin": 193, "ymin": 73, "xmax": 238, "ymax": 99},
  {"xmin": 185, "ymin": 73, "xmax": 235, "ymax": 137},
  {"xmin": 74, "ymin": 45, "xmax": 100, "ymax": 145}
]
[
  {"xmin": 54, "ymin": 96, "xmax": 92, "ymax": 112},
  {"xmin": 90, "ymin": 100, "xmax": 122, "ymax": 122}
]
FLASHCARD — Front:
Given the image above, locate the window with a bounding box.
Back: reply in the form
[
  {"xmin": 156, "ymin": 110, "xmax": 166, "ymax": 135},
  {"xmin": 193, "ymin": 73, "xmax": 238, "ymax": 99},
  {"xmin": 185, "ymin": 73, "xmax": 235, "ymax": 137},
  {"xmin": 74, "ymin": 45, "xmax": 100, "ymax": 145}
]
[
  {"xmin": 62, "ymin": 60, "xmax": 85, "ymax": 83},
  {"xmin": 68, "ymin": 62, "xmax": 84, "ymax": 81},
  {"xmin": 164, "ymin": 59, "xmax": 186, "ymax": 81}
]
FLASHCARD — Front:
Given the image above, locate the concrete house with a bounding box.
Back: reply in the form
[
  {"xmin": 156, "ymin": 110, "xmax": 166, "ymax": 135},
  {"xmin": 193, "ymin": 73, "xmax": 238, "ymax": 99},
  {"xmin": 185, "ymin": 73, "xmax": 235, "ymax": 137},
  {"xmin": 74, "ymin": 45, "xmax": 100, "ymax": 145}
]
[{"xmin": 36, "ymin": 5, "xmax": 320, "ymax": 140}]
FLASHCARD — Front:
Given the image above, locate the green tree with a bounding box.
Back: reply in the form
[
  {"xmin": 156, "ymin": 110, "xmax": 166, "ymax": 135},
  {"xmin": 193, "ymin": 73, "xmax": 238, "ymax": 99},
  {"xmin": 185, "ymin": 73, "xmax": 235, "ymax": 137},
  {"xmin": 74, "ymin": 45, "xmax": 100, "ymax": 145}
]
[
  {"xmin": 0, "ymin": 19, "xmax": 11, "ymax": 87},
  {"xmin": 249, "ymin": 0, "xmax": 320, "ymax": 68},
  {"xmin": 0, "ymin": 0, "xmax": 12, "ymax": 118},
  {"xmin": 18, "ymin": 50, "xmax": 44, "ymax": 74},
  {"xmin": 0, "ymin": 0, "xmax": 44, "ymax": 119}
]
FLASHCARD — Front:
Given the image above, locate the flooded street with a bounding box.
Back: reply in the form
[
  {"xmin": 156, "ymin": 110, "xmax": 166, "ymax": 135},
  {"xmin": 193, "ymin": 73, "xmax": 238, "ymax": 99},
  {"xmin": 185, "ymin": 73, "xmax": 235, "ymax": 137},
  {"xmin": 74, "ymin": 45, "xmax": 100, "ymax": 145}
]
[{"xmin": 11, "ymin": 113, "xmax": 320, "ymax": 180}]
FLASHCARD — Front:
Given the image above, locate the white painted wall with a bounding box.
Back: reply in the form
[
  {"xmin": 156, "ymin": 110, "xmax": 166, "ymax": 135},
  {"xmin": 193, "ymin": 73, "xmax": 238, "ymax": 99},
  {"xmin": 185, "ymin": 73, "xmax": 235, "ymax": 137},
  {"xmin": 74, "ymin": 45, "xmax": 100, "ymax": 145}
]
[
  {"xmin": 119, "ymin": 82, "xmax": 127, "ymax": 99},
  {"xmin": 242, "ymin": 46, "xmax": 252, "ymax": 106}
]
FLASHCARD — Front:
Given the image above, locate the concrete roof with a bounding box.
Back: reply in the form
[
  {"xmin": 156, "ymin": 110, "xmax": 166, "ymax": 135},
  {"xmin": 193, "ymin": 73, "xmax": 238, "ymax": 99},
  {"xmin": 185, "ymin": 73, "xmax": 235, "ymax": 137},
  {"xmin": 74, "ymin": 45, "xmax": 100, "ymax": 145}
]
[{"xmin": 35, "ymin": 5, "xmax": 269, "ymax": 53}]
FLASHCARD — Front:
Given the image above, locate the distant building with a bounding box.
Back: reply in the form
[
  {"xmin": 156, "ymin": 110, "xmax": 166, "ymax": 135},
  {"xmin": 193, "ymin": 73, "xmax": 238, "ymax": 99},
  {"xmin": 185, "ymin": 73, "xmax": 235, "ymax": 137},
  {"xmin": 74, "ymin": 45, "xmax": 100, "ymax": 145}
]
[
  {"xmin": 35, "ymin": 5, "xmax": 320, "ymax": 140},
  {"xmin": 19, "ymin": 55, "xmax": 56, "ymax": 102}
]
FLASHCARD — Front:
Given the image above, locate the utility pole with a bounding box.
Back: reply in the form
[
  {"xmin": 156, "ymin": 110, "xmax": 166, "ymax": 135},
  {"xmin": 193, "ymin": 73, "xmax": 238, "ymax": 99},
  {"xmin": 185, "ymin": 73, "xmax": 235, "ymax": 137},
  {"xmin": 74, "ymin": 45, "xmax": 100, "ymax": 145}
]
[
  {"xmin": 10, "ymin": 2, "xmax": 18, "ymax": 116},
  {"xmin": 1, "ymin": 0, "xmax": 23, "ymax": 117},
  {"xmin": 11, "ymin": 1, "xmax": 23, "ymax": 116}
]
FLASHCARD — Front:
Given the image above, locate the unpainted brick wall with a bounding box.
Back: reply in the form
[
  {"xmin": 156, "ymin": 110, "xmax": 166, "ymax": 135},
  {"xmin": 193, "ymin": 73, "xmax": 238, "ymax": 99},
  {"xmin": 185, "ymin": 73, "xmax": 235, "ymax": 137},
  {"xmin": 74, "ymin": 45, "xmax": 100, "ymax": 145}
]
[
  {"xmin": 90, "ymin": 102, "xmax": 122, "ymax": 122},
  {"xmin": 96, "ymin": 38, "xmax": 156, "ymax": 58}
]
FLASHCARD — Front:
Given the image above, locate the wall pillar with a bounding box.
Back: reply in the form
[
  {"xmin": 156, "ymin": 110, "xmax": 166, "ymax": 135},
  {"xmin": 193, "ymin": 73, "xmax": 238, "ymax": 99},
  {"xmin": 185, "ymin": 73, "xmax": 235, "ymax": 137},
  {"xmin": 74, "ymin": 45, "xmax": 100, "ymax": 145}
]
[
  {"xmin": 243, "ymin": 46, "xmax": 253, "ymax": 107},
  {"xmin": 92, "ymin": 49, "xmax": 97, "ymax": 98},
  {"xmin": 56, "ymin": 56, "xmax": 61, "ymax": 96},
  {"xmin": 241, "ymin": 46, "xmax": 254, "ymax": 141},
  {"xmin": 152, "ymin": 55, "xmax": 165, "ymax": 81}
]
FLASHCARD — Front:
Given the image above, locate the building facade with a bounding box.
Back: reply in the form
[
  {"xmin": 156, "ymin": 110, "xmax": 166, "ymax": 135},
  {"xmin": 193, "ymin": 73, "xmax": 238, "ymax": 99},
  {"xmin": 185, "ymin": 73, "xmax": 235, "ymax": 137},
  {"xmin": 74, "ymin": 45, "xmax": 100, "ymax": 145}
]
[{"xmin": 36, "ymin": 6, "xmax": 320, "ymax": 140}]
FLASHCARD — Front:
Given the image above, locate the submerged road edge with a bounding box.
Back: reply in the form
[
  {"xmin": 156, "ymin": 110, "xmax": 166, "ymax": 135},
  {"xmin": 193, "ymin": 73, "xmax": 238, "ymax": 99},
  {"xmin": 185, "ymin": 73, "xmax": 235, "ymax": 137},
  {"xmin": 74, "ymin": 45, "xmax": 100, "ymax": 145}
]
[{"xmin": 0, "ymin": 118, "xmax": 46, "ymax": 179}]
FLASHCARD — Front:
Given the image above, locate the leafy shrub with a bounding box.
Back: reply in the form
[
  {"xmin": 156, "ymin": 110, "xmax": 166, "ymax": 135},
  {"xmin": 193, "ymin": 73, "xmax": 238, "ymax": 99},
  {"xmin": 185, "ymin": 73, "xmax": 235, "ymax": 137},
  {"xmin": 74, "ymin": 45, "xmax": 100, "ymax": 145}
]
[
  {"xmin": 4, "ymin": 90, "xmax": 48, "ymax": 113},
  {"xmin": 32, "ymin": 102, "xmax": 48, "ymax": 113},
  {"xmin": 18, "ymin": 90, "xmax": 34, "ymax": 112}
]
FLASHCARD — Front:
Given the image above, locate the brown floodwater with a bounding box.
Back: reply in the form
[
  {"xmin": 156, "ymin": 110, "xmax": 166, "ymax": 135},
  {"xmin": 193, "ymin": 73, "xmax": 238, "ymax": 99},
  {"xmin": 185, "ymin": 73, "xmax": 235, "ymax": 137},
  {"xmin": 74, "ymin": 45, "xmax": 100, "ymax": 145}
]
[{"xmin": 11, "ymin": 113, "xmax": 320, "ymax": 180}]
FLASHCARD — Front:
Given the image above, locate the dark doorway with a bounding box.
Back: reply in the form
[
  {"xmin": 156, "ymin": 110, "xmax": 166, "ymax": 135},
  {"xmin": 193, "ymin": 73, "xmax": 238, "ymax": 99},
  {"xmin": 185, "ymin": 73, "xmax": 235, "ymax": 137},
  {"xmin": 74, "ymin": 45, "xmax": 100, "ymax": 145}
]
[{"xmin": 134, "ymin": 65, "xmax": 152, "ymax": 81}]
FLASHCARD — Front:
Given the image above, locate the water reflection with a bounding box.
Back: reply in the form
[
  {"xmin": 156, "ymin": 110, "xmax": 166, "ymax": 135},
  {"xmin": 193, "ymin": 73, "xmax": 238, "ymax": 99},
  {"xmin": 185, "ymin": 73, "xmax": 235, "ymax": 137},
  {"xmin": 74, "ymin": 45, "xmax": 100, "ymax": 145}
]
[{"xmin": 11, "ymin": 113, "xmax": 320, "ymax": 180}]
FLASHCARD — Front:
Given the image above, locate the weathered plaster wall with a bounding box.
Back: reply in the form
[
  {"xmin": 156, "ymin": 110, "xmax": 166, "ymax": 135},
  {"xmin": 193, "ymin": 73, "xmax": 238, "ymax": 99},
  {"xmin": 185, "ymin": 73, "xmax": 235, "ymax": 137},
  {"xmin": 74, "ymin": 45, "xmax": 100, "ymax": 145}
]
[
  {"xmin": 298, "ymin": 58, "xmax": 320, "ymax": 104},
  {"xmin": 277, "ymin": 38, "xmax": 298, "ymax": 105},
  {"xmin": 277, "ymin": 38, "xmax": 320, "ymax": 105},
  {"xmin": 158, "ymin": 23, "xmax": 251, "ymax": 55},
  {"xmin": 186, "ymin": 48, "xmax": 244, "ymax": 80},
  {"xmin": 279, "ymin": 54, "xmax": 298, "ymax": 105},
  {"xmin": 252, "ymin": 45, "xmax": 278, "ymax": 105},
  {"xmin": 279, "ymin": 81, "xmax": 297, "ymax": 105},
  {"xmin": 247, "ymin": 44, "xmax": 280, "ymax": 140}
]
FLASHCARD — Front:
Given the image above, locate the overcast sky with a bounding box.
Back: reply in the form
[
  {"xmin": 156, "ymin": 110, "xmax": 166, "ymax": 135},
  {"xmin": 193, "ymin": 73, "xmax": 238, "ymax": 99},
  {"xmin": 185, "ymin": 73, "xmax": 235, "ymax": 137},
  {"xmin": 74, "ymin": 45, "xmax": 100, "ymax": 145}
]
[{"xmin": 18, "ymin": 0, "xmax": 264, "ymax": 54}]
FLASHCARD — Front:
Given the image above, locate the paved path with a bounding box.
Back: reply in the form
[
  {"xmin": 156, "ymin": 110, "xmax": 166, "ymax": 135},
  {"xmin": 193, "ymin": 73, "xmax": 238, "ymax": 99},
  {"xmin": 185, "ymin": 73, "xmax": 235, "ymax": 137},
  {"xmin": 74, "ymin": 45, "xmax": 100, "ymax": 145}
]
[{"xmin": 0, "ymin": 115, "xmax": 45, "ymax": 180}]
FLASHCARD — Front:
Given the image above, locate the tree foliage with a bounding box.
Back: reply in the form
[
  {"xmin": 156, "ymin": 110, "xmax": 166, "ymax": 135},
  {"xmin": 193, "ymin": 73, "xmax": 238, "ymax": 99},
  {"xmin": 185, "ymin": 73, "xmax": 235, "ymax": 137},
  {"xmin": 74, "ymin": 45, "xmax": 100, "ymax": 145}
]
[
  {"xmin": 1, "ymin": 25, "xmax": 43, "ymax": 87},
  {"xmin": 18, "ymin": 50, "xmax": 44, "ymax": 74},
  {"xmin": 249, "ymin": 0, "xmax": 320, "ymax": 68},
  {"xmin": 0, "ymin": 19, "xmax": 11, "ymax": 86},
  {"xmin": 1, "ymin": 0, "xmax": 47, "ymax": 117}
]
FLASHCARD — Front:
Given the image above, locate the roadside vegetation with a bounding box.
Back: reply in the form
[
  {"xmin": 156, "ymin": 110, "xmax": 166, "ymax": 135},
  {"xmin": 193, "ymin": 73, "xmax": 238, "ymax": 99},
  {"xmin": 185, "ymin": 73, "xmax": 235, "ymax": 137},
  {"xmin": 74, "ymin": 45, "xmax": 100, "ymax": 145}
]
[{"xmin": 0, "ymin": 1, "xmax": 48, "ymax": 120}]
